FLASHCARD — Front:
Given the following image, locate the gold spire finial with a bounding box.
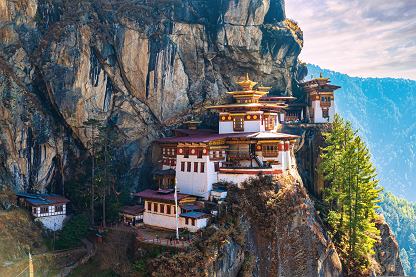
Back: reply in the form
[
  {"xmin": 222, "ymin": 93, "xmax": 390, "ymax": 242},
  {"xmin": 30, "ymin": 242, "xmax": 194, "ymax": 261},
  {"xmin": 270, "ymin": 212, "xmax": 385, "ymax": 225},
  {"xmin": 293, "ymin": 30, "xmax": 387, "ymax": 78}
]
[
  {"xmin": 237, "ymin": 73, "xmax": 257, "ymax": 91},
  {"xmin": 320, "ymin": 72, "xmax": 323, "ymax": 78}
]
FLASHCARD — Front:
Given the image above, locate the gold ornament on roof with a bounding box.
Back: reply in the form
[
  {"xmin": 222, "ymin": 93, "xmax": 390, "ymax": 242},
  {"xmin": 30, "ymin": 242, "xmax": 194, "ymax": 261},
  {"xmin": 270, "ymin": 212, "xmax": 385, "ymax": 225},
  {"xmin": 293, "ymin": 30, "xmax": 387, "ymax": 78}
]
[{"xmin": 236, "ymin": 73, "xmax": 257, "ymax": 91}]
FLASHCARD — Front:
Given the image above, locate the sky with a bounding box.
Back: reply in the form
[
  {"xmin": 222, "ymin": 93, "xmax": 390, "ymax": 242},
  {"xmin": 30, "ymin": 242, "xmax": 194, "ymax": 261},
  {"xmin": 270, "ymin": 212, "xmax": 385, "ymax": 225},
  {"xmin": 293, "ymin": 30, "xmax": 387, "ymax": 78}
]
[{"xmin": 285, "ymin": 0, "xmax": 416, "ymax": 80}]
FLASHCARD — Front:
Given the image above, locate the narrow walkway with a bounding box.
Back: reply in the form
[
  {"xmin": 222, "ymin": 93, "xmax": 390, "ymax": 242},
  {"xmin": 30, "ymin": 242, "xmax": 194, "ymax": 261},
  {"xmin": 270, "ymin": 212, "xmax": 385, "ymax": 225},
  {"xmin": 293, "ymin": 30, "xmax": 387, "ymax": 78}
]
[
  {"xmin": 141, "ymin": 237, "xmax": 191, "ymax": 248},
  {"xmin": 58, "ymin": 238, "xmax": 96, "ymax": 276}
]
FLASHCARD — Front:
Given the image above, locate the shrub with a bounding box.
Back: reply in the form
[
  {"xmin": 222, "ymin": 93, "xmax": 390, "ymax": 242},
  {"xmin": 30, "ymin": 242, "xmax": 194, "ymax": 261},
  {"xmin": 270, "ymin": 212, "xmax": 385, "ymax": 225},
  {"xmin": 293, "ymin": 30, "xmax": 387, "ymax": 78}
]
[{"xmin": 55, "ymin": 213, "xmax": 89, "ymax": 250}]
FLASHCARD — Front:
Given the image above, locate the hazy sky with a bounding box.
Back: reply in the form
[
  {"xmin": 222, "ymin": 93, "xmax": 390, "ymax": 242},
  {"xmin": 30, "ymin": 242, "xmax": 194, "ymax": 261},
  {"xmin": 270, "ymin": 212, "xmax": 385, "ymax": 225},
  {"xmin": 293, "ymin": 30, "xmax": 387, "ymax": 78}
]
[{"xmin": 285, "ymin": 0, "xmax": 416, "ymax": 80}]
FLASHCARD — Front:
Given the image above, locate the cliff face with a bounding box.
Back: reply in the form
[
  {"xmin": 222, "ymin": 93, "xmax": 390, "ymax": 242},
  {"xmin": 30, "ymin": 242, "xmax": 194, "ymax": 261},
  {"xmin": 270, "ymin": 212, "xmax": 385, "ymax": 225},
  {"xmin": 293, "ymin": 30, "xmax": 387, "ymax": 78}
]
[
  {"xmin": 236, "ymin": 174, "xmax": 343, "ymax": 277},
  {"xmin": 148, "ymin": 174, "xmax": 343, "ymax": 277},
  {"xmin": 287, "ymin": 125, "xmax": 404, "ymax": 276},
  {"xmin": 372, "ymin": 217, "xmax": 404, "ymax": 276},
  {"xmin": 0, "ymin": 0, "xmax": 304, "ymax": 192}
]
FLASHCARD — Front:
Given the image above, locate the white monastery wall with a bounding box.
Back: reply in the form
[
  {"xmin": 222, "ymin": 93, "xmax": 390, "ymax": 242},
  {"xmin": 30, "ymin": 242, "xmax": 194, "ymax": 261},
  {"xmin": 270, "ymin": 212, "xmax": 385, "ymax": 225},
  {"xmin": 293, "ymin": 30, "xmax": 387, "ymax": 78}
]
[
  {"xmin": 143, "ymin": 211, "xmax": 183, "ymax": 230},
  {"xmin": 219, "ymin": 122, "xmax": 234, "ymax": 134},
  {"xmin": 218, "ymin": 172, "xmax": 256, "ymax": 185},
  {"xmin": 36, "ymin": 215, "xmax": 66, "ymax": 231},
  {"xmin": 244, "ymin": 120, "xmax": 263, "ymax": 132},
  {"xmin": 32, "ymin": 204, "xmax": 66, "ymax": 217},
  {"xmin": 328, "ymin": 100, "xmax": 336, "ymax": 123},
  {"xmin": 176, "ymin": 155, "xmax": 212, "ymax": 199}
]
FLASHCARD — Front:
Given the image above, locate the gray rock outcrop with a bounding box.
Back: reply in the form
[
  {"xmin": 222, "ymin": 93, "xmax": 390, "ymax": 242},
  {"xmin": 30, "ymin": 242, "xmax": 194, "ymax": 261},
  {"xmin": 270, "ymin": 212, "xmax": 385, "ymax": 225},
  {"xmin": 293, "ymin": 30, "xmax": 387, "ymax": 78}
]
[{"xmin": 0, "ymin": 0, "xmax": 304, "ymax": 192}]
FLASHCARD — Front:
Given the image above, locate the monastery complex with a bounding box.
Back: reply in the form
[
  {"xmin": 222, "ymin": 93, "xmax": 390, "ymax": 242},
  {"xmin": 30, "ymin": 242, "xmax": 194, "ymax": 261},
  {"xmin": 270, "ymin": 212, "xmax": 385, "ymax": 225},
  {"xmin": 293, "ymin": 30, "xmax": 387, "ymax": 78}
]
[
  {"xmin": 15, "ymin": 74, "xmax": 340, "ymax": 234},
  {"xmin": 136, "ymin": 74, "xmax": 341, "ymax": 232}
]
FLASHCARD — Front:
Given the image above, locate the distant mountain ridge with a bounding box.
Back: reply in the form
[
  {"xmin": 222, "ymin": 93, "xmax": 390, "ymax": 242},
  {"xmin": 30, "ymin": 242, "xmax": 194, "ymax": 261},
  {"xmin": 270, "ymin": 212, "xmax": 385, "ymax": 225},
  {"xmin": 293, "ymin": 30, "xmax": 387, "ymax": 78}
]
[{"xmin": 307, "ymin": 64, "xmax": 416, "ymax": 201}]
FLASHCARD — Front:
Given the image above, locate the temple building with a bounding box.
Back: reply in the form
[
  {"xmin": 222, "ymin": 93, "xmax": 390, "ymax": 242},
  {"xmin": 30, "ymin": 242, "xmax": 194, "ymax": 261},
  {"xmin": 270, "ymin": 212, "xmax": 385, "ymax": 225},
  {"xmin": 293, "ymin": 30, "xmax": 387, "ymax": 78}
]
[
  {"xmin": 156, "ymin": 75, "xmax": 299, "ymax": 200},
  {"xmin": 285, "ymin": 74, "xmax": 341, "ymax": 123},
  {"xmin": 16, "ymin": 193, "xmax": 69, "ymax": 231},
  {"xmin": 136, "ymin": 189, "xmax": 209, "ymax": 232},
  {"xmin": 137, "ymin": 75, "xmax": 301, "ymax": 232}
]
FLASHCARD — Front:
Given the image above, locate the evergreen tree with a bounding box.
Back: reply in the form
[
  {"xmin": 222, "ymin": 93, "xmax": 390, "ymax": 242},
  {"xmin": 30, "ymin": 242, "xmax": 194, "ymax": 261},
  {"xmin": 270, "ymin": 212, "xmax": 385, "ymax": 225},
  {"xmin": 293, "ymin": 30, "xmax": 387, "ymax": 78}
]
[
  {"xmin": 94, "ymin": 121, "xmax": 131, "ymax": 226},
  {"xmin": 320, "ymin": 115, "xmax": 382, "ymax": 273}
]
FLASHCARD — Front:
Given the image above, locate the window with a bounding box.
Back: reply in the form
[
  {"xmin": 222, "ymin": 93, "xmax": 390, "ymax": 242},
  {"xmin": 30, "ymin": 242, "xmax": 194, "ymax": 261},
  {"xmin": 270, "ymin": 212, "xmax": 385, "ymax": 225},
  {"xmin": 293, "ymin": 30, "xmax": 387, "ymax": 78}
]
[
  {"xmin": 173, "ymin": 206, "xmax": 176, "ymax": 214},
  {"xmin": 40, "ymin": 206, "xmax": 48, "ymax": 214},
  {"xmin": 167, "ymin": 205, "xmax": 171, "ymax": 214},
  {"xmin": 184, "ymin": 148, "xmax": 189, "ymax": 158},
  {"xmin": 55, "ymin": 205, "xmax": 63, "ymax": 212},
  {"xmin": 214, "ymin": 162, "xmax": 220, "ymax": 172},
  {"xmin": 263, "ymin": 145, "xmax": 278, "ymax": 157},
  {"xmin": 191, "ymin": 218, "xmax": 196, "ymax": 226},
  {"xmin": 185, "ymin": 218, "xmax": 189, "ymax": 225},
  {"xmin": 233, "ymin": 116, "xmax": 244, "ymax": 131},
  {"xmin": 200, "ymin": 162, "xmax": 205, "ymax": 173},
  {"xmin": 321, "ymin": 96, "xmax": 325, "ymax": 102},
  {"xmin": 265, "ymin": 116, "xmax": 275, "ymax": 130},
  {"xmin": 147, "ymin": 201, "xmax": 152, "ymax": 211},
  {"xmin": 181, "ymin": 162, "xmax": 185, "ymax": 171},
  {"xmin": 32, "ymin": 207, "xmax": 37, "ymax": 214},
  {"xmin": 160, "ymin": 204, "xmax": 165, "ymax": 214},
  {"xmin": 187, "ymin": 162, "xmax": 191, "ymax": 172},
  {"xmin": 194, "ymin": 162, "xmax": 199, "ymax": 172},
  {"xmin": 153, "ymin": 203, "xmax": 158, "ymax": 213},
  {"xmin": 322, "ymin": 109, "xmax": 329, "ymax": 118},
  {"xmin": 197, "ymin": 149, "xmax": 203, "ymax": 158}
]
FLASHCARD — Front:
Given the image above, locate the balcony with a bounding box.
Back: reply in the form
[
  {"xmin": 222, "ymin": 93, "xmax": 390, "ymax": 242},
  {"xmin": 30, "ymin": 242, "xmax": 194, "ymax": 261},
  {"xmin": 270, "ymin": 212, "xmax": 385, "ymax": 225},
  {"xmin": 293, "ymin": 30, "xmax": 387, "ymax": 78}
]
[{"xmin": 220, "ymin": 163, "xmax": 271, "ymax": 169}]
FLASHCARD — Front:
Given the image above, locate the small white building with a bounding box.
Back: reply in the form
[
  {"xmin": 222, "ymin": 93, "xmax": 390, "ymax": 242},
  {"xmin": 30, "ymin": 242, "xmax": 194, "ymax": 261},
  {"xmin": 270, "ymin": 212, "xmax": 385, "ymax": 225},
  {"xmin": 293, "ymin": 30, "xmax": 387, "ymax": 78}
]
[
  {"xmin": 16, "ymin": 193, "xmax": 69, "ymax": 231},
  {"xmin": 136, "ymin": 189, "xmax": 209, "ymax": 232},
  {"xmin": 285, "ymin": 74, "xmax": 341, "ymax": 123}
]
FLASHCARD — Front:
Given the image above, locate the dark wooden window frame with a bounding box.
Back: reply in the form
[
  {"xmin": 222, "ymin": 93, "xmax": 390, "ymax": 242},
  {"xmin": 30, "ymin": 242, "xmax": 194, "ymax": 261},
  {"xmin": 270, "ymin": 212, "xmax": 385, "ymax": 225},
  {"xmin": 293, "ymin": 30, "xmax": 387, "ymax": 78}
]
[{"xmin": 233, "ymin": 116, "xmax": 244, "ymax": 131}]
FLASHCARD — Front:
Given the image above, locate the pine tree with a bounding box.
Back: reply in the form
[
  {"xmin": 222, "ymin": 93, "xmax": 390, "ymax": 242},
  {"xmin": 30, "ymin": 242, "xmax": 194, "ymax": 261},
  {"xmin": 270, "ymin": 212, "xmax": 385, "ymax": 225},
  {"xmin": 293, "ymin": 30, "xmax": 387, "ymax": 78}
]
[
  {"xmin": 94, "ymin": 121, "xmax": 131, "ymax": 227},
  {"xmin": 320, "ymin": 114, "xmax": 382, "ymax": 274}
]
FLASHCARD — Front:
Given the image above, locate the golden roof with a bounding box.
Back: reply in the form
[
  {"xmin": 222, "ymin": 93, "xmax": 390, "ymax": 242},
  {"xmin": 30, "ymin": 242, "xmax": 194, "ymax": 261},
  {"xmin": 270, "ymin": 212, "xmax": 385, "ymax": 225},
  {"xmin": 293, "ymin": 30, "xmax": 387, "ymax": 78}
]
[
  {"xmin": 236, "ymin": 73, "xmax": 257, "ymax": 91},
  {"xmin": 183, "ymin": 119, "xmax": 202, "ymax": 124},
  {"xmin": 206, "ymin": 102, "xmax": 287, "ymax": 109}
]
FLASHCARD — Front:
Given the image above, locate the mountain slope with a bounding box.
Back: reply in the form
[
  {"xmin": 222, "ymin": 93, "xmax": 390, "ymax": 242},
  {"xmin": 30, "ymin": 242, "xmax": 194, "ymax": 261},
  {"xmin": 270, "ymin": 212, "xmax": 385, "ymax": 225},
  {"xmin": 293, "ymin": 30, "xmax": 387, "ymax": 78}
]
[
  {"xmin": 379, "ymin": 192, "xmax": 416, "ymax": 276},
  {"xmin": 307, "ymin": 64, "xmax": 416, "ymax": 201}
]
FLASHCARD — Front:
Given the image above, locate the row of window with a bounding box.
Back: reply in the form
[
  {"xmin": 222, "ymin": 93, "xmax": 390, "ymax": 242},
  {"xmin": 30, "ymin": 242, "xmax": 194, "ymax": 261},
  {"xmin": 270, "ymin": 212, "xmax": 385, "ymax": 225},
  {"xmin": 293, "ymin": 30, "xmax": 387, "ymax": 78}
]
[
  {"xmin": 262, "ymin": 145, "xmax": 279, "ymax": 157},
  {"xmin": 185, "ymin": 217, "xmax": 196, "ymax": 226},
  {"xmin": 321, "ymin": 96, "xmax": 332, "ymax": 102},
  {"xmin": 264, "ymin": 116, "xmax": 276, "ymax": 130},
  {"xmin": 210, "ymin": 150, "xmax": 225, "ymax": 159},
  {"xmin": 162, "ymin": 159, "xmax": 176, "ymax": 166},
  {"xmin": 146, "ymin": 202, "xmax": 198, "ymax": 226},
  {"xmin": 162, "ymin": 148, "xmax": 176, "ymax": 156},
  {"xmin": 147, "ymin": 201, "xmax": 176, "ymax": 215},
  {"xmin": 231, "ymin": 116, "xmax": 277, "ymax": 131},
  {"xmin": 181, "ymin": 149, "xmax": 204, "ymax": 158},
  {"xmin": 180, "ymin": 162, "xmax": 205, "ymax": 173},
  {"xmin": 33, "ymin": 205, "xmax": 64, "ymax": 214}
]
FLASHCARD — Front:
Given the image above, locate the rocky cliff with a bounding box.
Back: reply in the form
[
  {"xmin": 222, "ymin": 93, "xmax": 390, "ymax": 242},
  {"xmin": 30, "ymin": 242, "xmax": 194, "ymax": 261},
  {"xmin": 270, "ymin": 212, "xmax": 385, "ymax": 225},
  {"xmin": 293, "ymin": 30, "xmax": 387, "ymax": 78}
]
[
  {"xmin": 0, "ymin": 0, "xmax": 304, "ymax": 192},
  {"xmin": 372, "ymin": 217, "xmax": 404, "ymax": 276},
  {"xmin": 147, "ymin": 174, "xmax": 343, "ymax": 277}
]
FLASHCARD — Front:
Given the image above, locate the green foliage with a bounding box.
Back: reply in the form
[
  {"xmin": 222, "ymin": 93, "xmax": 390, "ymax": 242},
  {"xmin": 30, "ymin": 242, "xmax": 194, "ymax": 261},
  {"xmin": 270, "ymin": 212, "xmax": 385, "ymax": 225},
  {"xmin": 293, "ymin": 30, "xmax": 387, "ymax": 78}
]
[
  {"xmin": 132, "ymin": 259, "xmax": 147, "ymax": 274},
  {"xmin": 379, "ymin": 192, "xmax": 416, "ymax": 275},
  {"xmin": 92, "ymin": 122, "xmax": 132, "ymax": 225},
  {"xmin": 55, "ymin": 214, "xmax": 89, "ymax": 250},
  {"xmin": 320, "ymin": 115, "xmax": 382, "ymax": 273},
  {"xmin": 80, "ymin": 119, "xmax": 133, "ymax": 225}
]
